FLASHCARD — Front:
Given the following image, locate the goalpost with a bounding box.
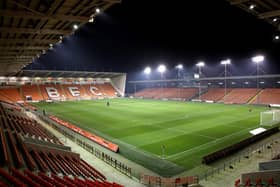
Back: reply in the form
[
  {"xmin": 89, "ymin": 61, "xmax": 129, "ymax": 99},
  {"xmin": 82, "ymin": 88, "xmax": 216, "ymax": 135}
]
[{"xmin": 260, "ymin": 110, "xmax": 280, "ymax": 126}]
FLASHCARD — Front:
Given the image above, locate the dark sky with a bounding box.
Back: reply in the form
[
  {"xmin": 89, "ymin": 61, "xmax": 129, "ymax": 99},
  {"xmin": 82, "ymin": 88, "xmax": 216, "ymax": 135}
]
[{"xmin": 27, "ymin": 0, "xmax": 280, "ymax": 80}]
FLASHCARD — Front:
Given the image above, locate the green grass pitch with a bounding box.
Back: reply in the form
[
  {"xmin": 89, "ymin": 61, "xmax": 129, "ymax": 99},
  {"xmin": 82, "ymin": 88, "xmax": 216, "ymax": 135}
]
[{"xmin": 33, "ymin": 99, "xmax": 268, "ymax": 176}]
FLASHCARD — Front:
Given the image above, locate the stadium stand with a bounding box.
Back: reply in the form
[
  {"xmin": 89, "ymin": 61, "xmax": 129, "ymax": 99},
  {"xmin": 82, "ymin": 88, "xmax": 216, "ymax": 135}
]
[
  {"xmin": 200, "ymin": 88, "xmax": 231, "ymax": 102},
  {"xmin": 38, "ymin": 85, "xmax": 51, "ymax": 100},
  {"xmin": 62, "ymin": 84, "xmax": 78, "ymax": 100},
  {"xmin": 82, "ymin": 84, "xmax": 102, "ymax": 98},
  {"xmin": 0, "ymin": 102, "xmax": 123, "ymax": 187},
  {"xmin": 102, "ymin": 83, "xmax": 118, "ymax": 97},
  {"xmin": 76, "ymin": 85, "xmax": 89, "ymax": 98},
  {"xmin": 0, "ymin": 83, "xmax": 118, "ymax": 103},
  {"xmin": 22, "ymin": 85, "xmax": 44, "ymax": 101},
  {"xmin": 0, "ymin": 88, "xmax": 23, "ymax": 103},
  {"xmin": 223, "ymin": 88, "xmax": 259, "ymax": 104},
  {"xmin": 134, "ymin": 88, "xmax": 158, "ymax": 98},
  {"xmin": 134, "ymin": 87, "xmax": 198, "ymax": 100},
  {"xmin": 252, "ymin": 88, "xmax": 280, "ymax": 105}
]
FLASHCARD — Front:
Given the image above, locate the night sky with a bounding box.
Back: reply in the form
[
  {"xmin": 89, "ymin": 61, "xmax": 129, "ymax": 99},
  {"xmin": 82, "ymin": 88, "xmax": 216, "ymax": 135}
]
[{"xmin": 27, "ymin": 0, "xmax": 280, "ymax": 80}]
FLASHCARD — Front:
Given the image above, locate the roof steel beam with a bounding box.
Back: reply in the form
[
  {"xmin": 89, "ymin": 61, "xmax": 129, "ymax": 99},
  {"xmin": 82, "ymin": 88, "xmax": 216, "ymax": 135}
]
[
  {"xmin": 0, "ymin": 38, "xmax": 58, "ymax": 44},
  {"xmin": 0, "ymin": 27, "xmax": 70, "ymax": 35},
  {"xmin": 229, "ymin": 0, "xmax": 249, "ymax": 5},
  {"xmin": 0, "ymin": 46, "xmax": 46, "ymax": 50},
  {"xmin": 259, "ymin": 9, "xmax": 280, "ymax": 19},
  {"xmin": 0, "ymin": 10, "xmax": 89, "ymax": 22}
]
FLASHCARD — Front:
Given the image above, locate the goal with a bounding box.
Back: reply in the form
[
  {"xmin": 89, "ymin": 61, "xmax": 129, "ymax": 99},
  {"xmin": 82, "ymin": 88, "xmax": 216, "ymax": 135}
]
[{"xmin": 260, "ymin": 110, "xmax": 280, "ymax": 126}]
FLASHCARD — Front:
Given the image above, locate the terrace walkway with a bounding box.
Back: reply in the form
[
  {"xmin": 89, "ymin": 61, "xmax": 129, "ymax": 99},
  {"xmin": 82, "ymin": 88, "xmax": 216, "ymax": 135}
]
[{"xmin": 197, "ymin": 132, "xmax": 280, "ymax": 187}]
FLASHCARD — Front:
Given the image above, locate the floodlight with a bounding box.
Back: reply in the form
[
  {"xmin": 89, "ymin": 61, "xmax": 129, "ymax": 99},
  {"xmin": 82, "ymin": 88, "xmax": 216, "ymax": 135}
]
[
  {"xmin": 194, "ymin": 73, "xmax": 200, "ymax": 79},
  {"xmin": 232, "ymin": 82, "xmax": 236, "ymax": 85},
  {"xmin": 208, "ymin": 82, "xmax": 211, "ymax": 85},
  {"xmin": 252, "ymin": 55, "xmax": 264, "ymax": 63},
  {"xmin": 249, "ymin": 4, "xmax": 255, "ymax": 10},
  {"xmin": 73, "ymin": 24, "xmax": 78, "ymax": 30},
  {"xmin": 244, "ymin": 82, "xmax": 249, "ymax": 84},
  {"xmin": 221, "ymin": 59, "xmax": 231, "ymax": 65},
  {"xmin": 260, "ymin": 81, "xmax": 265, "ymax": 84},
  {"xmin": 144, "ymin": 67, "xmax": 151, "ymax": 74},
  {"xmin": 89, "ymin": 16, "xmax": 94, "ymax": 23},
  {"xmin": 196, "ymin": 62, "xmax": 205, "ymax": 67},
  {"xmin": 273, "ymin": 18, "xmax": 278, "ymax": 22},
  {"xmin": 96, "ymin": 8, "xmax": 100, "ymax": 13},
  {"xmin": 275, "ymin": 35, "xmax": 279, "ymax": 40},
  {"xmin": 219, "ymin": 82, "xmax": 223, "ymax": 85},
  {"xmin": 157, "ymin": 64, "xmax": 166, "ymax": 73},
  {"xmin": 176, "ymin": 64, "xmax": 183, "ymax": 69},
  {"xmin": 277, "ymin": 81, "xmax": 280, "ymax": 84}
]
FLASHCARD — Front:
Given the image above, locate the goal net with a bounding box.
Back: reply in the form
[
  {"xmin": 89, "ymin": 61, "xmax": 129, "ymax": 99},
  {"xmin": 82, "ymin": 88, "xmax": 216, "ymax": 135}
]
[{"xmin": 260, "ymin": 110, "xmax": 280, "ymax": 126}]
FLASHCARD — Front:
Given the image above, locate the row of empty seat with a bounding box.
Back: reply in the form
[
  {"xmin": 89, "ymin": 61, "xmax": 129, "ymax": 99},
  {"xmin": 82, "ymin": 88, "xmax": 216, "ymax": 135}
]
[
  {"xmin": 134, "ymin": 88, "xmax": 198, "ymax": 100},
  {"xmin": 251, "ymin": 88, "xmax": 280, "ymax": 105},
  {"xmin": 0, "ymin": 88, "xmax": 22, "ymax": 103},
  {"xmin": 0, "ymin": 105, "xmax": 61, "ymax": 145},
  {"xmin": 134, "ymin": 88, "xmax": 280, "ymax": 105},
  {"xmin": 200, "ymin": 88, "xmax": 231, "ymax": 102},
  {"xmin": 223, "ymin": 88, "xmax": 259, "ymax": 104},
  {"xmin": 0, "ymin": 83, "xmax": 118, "ymax": 103},
  {"xmin": 0, "ymin": 102, "xmax": 123, "ymax": 187},
  {"xmin": 234, "ymin": 156, "xmax": 280, "ymax": 187},
  {"xmin": 0, "ymin": 167, "xmax": 123, "ymax": 187}
]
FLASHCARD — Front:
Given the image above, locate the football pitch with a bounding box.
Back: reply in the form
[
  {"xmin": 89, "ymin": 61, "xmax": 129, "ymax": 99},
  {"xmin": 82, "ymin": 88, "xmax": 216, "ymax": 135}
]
[{"xmin": 34, "ymin": 99, "xmax": 268, "ymax": 176}]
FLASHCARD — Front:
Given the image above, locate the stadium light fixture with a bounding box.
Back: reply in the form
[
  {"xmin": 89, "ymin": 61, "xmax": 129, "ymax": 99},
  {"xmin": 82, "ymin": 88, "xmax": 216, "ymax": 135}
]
[
  {"xmin": 221, "ymin": 59, "xmax": 231, "ymax": 97},
  {"xmin": 196, "ymin": 62, "xmax": 204, "ymax": 100},
  {"xmin": 244, "ymin": 82, "xmax": 249, "ymax": 84},
  {"xmin": 158, "ymin": 64, "xmax": 166, "ymax": 98},
  {"xmin": 175, "ymin": 64, "xmax": 183, "ymax": 98},
  {"xmin": 232, "ymin": 82, "xmax": 236, "ymax": 85},
  {"xmin": 157, "ymin": 64, "xmax": 166, "ymax": 73},
  {"xmin": 273, "ymin": 18, "xmax": 278, "ymax": 22},
  {"xmin": 219, "ymin": 82, "xmax": 223, "ymax": 85},
  {"xmin": 144, "ymin": 67, "xmax": 151, "ymax": 75},
  {"xmin": 96, "ymin": 8, "xmax": 100, "ymax": 13},
  {"xmin": 260, "ymin": 81, "xmax": 265, "ymax": 84},
  {"xmin": 208, "ymin": 82, "xmax": 211, "ymax": 85},
  {"xmin": 58, "ymin": 36, "xmax": 63, "ymax": 43},
  {"xmin": 275, "ymin": 35, "xmax": 279, "ymax": 40},
  {"xmin": 196, "ymin": 62, "xmax": 205, "ymax": 67},
  {"xmin": 252, "ymin": 55, "xmax": 264, "ymax": 104},
  {"xmin": 73, "ymin": 24, "xmax": 78, "ymax": 30},
  {"xmin": 277, "ymin": 81, "xmax": 280, "ymax": 84},
  {"xmin": 89, "ymin": 15, "xmax": 95, "ymax": 23},
  {"xmin": 249, "ymin": 4, "xmax": 255, "ymax": 10},
  {"xmin": 252, "ymin": 55, "xmax": 264, "ymax": 63},
  {"xmin": 220, "ymin": 59, "xmax": 231, "ymax": 65},
  {"xmin": 194, "ymin": 73, "xmax": 200, "ymax": 79},
  {"xmin": 176, "ymin": 64, "xmax": 183, "ymax": 69}
]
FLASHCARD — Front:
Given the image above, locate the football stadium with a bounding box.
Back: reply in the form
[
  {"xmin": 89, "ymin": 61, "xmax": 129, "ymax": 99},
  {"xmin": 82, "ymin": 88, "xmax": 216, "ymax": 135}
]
[{"xmin": 0, "ymin": 0, "xmax": 280, "ymax": 187}]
